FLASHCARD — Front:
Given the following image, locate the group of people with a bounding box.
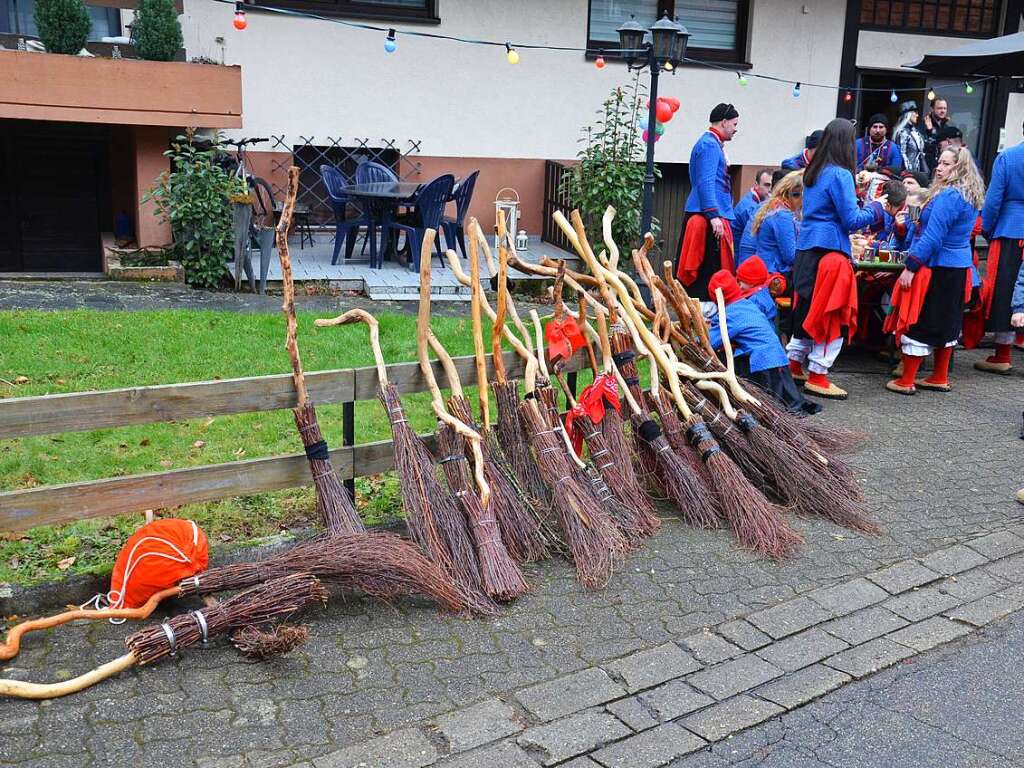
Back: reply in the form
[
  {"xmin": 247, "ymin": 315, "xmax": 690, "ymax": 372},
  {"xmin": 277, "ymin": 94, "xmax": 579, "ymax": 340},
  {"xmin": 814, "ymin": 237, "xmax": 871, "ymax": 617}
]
[{"xmin": 674, "ymin": 102, "xmax": 1024, "ymax": 413}]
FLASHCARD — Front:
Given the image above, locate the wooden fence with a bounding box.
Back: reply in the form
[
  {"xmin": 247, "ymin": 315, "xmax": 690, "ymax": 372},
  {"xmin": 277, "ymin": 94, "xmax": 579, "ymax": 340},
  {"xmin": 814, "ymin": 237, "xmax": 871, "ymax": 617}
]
[{"xmin": 0, "ymin": 351, "xmax": 583, "ymax": 533}]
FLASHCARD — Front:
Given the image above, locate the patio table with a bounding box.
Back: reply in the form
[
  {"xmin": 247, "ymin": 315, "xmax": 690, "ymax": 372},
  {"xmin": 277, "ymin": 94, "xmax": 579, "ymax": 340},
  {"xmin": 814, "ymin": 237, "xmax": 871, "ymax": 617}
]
[{"xmin": 342, "ymin": 182, "xmax": 421, "ymax": 268}]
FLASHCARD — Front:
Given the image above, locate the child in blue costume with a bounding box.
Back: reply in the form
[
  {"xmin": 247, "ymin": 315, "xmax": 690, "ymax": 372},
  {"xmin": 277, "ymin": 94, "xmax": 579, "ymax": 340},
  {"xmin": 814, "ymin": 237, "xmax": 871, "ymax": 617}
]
[{"xmin": 706, "ymin": 270, "xmax": 819, "ymax": 414}]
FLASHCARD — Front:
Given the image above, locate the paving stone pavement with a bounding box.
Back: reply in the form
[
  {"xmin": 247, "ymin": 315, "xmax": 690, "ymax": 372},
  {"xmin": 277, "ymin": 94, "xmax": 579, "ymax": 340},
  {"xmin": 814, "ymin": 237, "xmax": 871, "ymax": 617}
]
[{"xmin": 1, "ymin": 348, "xmax": 1022, "ymax": 767}]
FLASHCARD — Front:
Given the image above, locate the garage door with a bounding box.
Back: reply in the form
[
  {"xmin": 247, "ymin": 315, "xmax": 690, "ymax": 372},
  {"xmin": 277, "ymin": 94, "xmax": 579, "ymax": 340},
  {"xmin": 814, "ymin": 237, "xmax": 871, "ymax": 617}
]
[{"xmin": 0, "ymin": 120, "xmax": 109, "ymax": 272}]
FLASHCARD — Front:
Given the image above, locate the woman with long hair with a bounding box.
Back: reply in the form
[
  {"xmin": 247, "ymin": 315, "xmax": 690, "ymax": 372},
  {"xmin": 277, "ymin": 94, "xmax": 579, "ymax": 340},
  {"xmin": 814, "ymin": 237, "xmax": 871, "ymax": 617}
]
[
  {"xmin": 747, "ymin": 170, "xmax": 803, "ymax": 276},
  {"xmin": 884, "ymin": 146, "xmax": 985, "ymax": 394},
  {"xmin": 787, "ymin": 118, "xmax": 885, "ymax": 400}
]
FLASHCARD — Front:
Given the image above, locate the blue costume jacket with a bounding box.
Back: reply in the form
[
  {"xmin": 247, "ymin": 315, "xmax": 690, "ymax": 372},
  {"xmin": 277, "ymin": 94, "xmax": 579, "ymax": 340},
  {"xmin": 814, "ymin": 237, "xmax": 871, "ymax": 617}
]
[
  {"xmin": 981, "ymin": 141, "xmax": 1024, "ymax": 239},
  {"xmin": 707, "ymin": 298, "xmax": 787, "ymax": 373},
  {"xmin": 905, "ymin": 188, "xmax": 978, "ymax": 273},
  {"xmin": 732, "ymin": 190, "xmax": 762, "ymax": 244},
  {"xmin": 745, "ymin": 287, "xmax": 778, "ymax": 323},
  {"xmin": 685, "ymin": 131, "xmax": 734, "ymax": 221},
  {"xmin": 855, "ymin": 138, "xmax": 904, "ymax": 171},
  {"xmin": 781, "ymin": 150, "xmax": 810, "ymax": 170},
  {"xmin": 736, "ymin": 218, "xmax": 758, "ymax": 267},
  {"xmin": 798, "ymin": 165, "xmax": 882, "ymax": 256},
  {"xmin": 753, "ymin": 208, "xmax": 798, "ymax": 274},
  {"xmin": 1012, "ymin": 262, "xmax": 1024, "ymax": 315},
  {"xmin": 873, "ymin": 208, "xmax": 916, "ymax": 251}
]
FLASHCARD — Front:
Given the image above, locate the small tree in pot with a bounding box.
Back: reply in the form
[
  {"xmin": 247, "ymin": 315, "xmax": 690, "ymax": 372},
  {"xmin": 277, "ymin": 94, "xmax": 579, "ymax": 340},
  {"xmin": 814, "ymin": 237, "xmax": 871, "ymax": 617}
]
[
  {"xmin": 131, "ymin": 0, "xmax": 183, "ymax": 62},
  {"xmin": 147, "ymin": 132, "xmax": 246, "ymax": 290},
  {"xmin": 34, "ymin": 0, "xmax": 91, "ymax": 55}
]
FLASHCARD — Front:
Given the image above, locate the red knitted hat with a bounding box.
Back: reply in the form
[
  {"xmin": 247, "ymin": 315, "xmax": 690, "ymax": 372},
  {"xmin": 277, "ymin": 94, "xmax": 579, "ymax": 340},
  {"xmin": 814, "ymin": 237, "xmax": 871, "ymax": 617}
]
[
  {"xmin": 707, "ymin": 269, "xmax": 742, "ymax": 304},
  {"xmin": 736, "ymin": 256, "xmax": 769, "ymax": 287}
]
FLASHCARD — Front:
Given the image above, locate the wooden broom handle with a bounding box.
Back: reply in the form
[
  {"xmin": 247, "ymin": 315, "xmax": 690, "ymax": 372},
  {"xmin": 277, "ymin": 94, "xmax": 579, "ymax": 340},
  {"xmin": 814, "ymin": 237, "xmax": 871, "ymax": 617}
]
[
  {"xmin": 578, "ymin": 295, "xmax": 599, "ymax": 374},
  {"xmin": 0, "ymin": 587, "xmax": 181, "ymax": 661},
  {"xmin": 494, "ymin": 210, "xmax": 536, "ymax": 354},
  {"xmin": 553, "ymin": 210, "xmax": 694, "ymax": 420},
  {"xmin": 473, "ymin": 218, "xmax": 498, "ymax": 278},
  {"xmin": 277, "ymin": 166, "xmax": 307, "ymax": 407},
  {"xmin": 530, "ymin": 309, "xmax": 586, "ymax": 470},
  {"xmin": 507, "ymin": 255, "xmax": 609, "ymax": 317},
  {"xmin": 467, "ymin": 217, "xmax": 490, "ymax": 430},
  {"xmin": 529, "ymin": 309, "xmax": 550, "ymax": 381},
  {"xmin": 601, "ymin": 207, "xmax": 620, "ymax": 272},
  {"xmin": 491, "ymin": 223, "xmax": 509, "ymax": 383},
  {"xmin": 443, "ymin": 249, "xmax": 535, "ymax": 367},
  {"xmin": 417, "ymin": 229, "xmax": 491, "ymax": 507},
  {"xmin": 570, "ymin": 211, "xmax": 618, "ymax": 324},
  {"xmin": 314, "ymin": 309, "xmax": 389, "ymax": 387},
  {"xmin": 427, "ymin": 331, "xmax": 464, "ymax": 398},
  {"xmin": 0, "ymin": 652, "xmax": 137, "ymax": 700},
  {"xmin": 595, "ymin": 305, "xmax": 614, "ymax": 376}
]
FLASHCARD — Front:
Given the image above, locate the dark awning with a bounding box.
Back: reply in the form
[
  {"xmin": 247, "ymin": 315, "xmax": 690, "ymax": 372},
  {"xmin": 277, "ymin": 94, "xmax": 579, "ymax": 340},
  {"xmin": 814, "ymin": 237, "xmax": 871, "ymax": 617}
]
[{"xmin": 903, "ymin": 30, "xmax": 1024, "ymax": 76}]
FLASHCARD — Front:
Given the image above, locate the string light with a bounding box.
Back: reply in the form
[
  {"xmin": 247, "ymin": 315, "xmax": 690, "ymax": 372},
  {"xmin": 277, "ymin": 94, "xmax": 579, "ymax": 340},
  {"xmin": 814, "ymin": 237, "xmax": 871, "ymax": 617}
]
[
  {"xmin": 209, "ymin": 1, "xmax": 994, "ymax": 101},
  {"xmin": 384, "ymin": 28, "xmax": 396, "ymax": 53},
  {"xmin": 595, "ymin": 50, "xmax": 605, "ymax": 69},
  {"xmin": 890, "ymin": 89, "xmax": 898, "ymax": 103},
  {"xmin": 663, "ymin": 61, "xmax": 674, "ymax": 71}
]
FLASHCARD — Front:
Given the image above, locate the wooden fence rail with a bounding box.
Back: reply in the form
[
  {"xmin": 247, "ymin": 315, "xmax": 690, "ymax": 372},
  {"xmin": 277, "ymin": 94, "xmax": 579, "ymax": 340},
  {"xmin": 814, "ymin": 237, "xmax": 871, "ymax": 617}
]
[{"xmin": 0, "ymin": 350, "xmax": 585, "ymax": 532}]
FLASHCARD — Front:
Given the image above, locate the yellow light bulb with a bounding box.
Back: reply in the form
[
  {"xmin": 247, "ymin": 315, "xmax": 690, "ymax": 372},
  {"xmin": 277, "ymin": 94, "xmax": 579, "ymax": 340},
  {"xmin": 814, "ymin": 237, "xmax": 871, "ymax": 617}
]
[{"xmin": 506, "ymin": 47, "xmax": 519, "ymax": 65}]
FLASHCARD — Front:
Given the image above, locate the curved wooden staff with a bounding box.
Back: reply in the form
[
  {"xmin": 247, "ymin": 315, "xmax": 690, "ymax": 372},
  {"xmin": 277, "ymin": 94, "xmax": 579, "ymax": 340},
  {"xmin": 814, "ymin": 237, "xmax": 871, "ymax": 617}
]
[
  {"xmin": 417, "ymin": 229, "xmax": 491, "ymax": 507},
  {"xmin": 491, "ymin": 213, "xmax": 538, "ymax": 354},
  {"xmin": 0, "ymin": 587, "xmax": 182, "ymax": 661},
  {"xmin": 277, "ymin": 166, "xmax": 308, "ymax": 407},
  {"xmin": 314, "ymin": 309, "xmax": 388, "ymax": 387},
  {"xmin": 601, "ymin": 207, "xmax": 621, "ymax": 272},
  {"xmin": 467, "ymin": 217, "xmax": 490, "ymax": 431}
]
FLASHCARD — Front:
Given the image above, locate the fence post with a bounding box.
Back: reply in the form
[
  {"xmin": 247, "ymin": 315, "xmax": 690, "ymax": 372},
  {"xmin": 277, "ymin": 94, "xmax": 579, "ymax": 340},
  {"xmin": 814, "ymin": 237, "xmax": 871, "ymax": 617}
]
[{"xmin": 342, "ymin": 401, "xmax": 355, "ymax": 502}]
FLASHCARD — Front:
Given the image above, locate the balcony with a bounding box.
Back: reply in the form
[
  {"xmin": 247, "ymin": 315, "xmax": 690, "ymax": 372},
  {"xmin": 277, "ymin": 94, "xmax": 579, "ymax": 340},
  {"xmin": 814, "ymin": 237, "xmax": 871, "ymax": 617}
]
[{"xmin": 0, "ymin": 49, "xmax": 242, "ymax": 128}]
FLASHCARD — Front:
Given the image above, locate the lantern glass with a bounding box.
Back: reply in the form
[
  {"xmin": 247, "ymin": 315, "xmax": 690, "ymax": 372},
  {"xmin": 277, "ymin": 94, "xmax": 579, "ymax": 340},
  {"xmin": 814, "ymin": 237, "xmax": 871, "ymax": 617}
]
[
  {"xmin": 650, "ymin": 12, "xmax": 678, "ymax": 63},
  {"xmin": 672, "ymin": 25, "xmax": 690, "ymax": 64},
  {"xmin": 616, "ymin": 15, "xmax": 647, "ymax": 64}
]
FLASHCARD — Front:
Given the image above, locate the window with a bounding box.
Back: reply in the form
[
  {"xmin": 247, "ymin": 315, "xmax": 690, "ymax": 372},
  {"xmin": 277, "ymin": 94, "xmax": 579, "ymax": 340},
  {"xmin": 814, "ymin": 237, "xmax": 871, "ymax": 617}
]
[
  {"xmin": 587, "ymin": 0, "xmax": 749, "ymax": 63},
  {"xmin": 2, "ymin": 0, "xmax": 120, "ymax": 39},
  {"xmin": 266, "ymin": 0, "xmax": 438, "ymax": 23},
  {"xmin": 860, "ymin": 0, "xmax": 1000, "ymax": 37}
]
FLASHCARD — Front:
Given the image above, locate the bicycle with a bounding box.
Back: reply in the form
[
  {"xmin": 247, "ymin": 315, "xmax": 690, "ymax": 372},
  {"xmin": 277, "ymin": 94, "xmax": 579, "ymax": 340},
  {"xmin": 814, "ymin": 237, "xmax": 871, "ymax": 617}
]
[{"xmin": 220, "ymin": 137, "xmax": 277, "ymax": 291}]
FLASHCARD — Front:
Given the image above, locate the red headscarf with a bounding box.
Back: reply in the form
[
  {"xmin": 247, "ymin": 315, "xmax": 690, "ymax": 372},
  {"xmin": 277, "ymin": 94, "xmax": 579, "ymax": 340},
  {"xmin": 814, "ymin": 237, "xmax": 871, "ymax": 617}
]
[{"xmin": 707, "ymin": 269, "xmax": 742, "ymax": 305}]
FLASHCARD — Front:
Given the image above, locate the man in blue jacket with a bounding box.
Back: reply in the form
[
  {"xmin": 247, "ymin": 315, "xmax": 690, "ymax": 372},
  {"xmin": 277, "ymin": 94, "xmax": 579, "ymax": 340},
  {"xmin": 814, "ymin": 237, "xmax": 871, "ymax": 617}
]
[
  {"xmin": 675, "ymin": 103, "xmax": 738, "ymax": 300},
  {"xmin": 977, "ymin": 126, "xmax": 1024, "ymax": 372},
  {"xmin": 781, "ymin": 130, "xmax": 822, "ymax": 170},
  {"xmin": 856, "ymin": 114, "xmax": 904, "ymax": 173},
  {"xmin": 731, "ymin": 168, "xmax": 772, "ymax": 245}
]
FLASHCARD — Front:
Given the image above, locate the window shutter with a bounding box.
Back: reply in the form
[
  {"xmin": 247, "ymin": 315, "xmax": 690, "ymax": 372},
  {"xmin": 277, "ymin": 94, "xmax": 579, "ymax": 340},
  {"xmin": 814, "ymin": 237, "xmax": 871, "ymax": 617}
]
[{"xmin": 673, "ymin": 0, "xmax": 739, "ymax": 50}]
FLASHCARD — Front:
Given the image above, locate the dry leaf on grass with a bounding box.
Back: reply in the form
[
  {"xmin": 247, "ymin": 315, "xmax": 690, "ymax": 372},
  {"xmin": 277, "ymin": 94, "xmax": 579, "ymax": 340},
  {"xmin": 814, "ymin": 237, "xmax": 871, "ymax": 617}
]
[
  {"xmin": 193, "ymin": 440, "xmax": 206, "ymax": 449},
  {"xmin": 14, "ymin": 376, "xmax": 29, "ymax": 385},
  {"xmin": 56, "ymin": 557, "xmax": 76, "ymax": 571}
]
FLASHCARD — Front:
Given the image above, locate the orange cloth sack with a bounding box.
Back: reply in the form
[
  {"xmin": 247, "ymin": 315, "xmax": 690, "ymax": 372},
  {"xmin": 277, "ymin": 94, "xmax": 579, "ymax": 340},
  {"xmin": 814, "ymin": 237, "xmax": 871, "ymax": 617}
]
[{"xmin": 107, "ymin": 519, "xmax": 208, "ymax": 609}]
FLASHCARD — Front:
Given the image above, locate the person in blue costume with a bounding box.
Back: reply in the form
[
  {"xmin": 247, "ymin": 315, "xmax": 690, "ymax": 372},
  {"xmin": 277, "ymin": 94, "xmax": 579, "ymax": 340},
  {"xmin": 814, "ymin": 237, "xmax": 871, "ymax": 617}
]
[
  {"xmin": 736, "ymin": 256, "xmax": 780, "ymax": 323},
  {"xmin": 976, "ymin": 123, "xmax": 1024, "ymax": 373},
  {"xmin": 741, "ymin": 170, "xmax": 803, "ymax": 277},
  {"xmin": 675, "ymin": 103, "xmax": 739, "ymax": 299},
  {"xmin": 885, "ymin": 146, "xmax": 985, "ymax": 394},
  {"xmin": 781, "ymin": 130, "xmax": 822, "ymax": 170},
  {"xmin": 856, "ymin": 114, "xmax": 904, "ymax": 173},
  {"xmin": 706, "ymin": 270, "xmax": 819, "ymax": 414},
  {"xmin": 732, "ymin": 168, "xmax": 773, "ymax": 245},
  {"xmin": 872, "ymin": 179, "xmax": 916, "ymax": 251},
  {"xmin": 788, "ymin": 118, "xmax": 886, "ymax": 401}
]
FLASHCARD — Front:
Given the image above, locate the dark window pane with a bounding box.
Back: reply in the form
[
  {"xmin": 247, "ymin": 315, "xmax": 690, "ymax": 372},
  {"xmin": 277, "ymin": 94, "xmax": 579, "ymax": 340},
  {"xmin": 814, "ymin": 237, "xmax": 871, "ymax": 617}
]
[{"xmin": 588, "ymin": 0, "xmax": 659, "ymax": 43}]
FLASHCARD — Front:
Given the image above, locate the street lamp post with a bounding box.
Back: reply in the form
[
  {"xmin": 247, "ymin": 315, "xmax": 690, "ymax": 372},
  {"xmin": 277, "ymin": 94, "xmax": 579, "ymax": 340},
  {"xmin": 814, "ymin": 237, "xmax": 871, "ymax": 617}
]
[{"xmin": 617, "ymin": 13, "xmax": 690, "ymax": 242}]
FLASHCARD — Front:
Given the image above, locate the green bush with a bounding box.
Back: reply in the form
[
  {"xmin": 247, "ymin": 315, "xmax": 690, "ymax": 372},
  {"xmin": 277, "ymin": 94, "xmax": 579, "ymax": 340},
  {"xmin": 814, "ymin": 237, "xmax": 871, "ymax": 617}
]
[
  {"xmin": 131, "ymin": 0, "xmax": 183, "ymax": 61},
  {"xmin": 563, "ymin": 75, "xmax": 659, "ymax": 253},
  {"xmin": 147, "ymin": 133, "xmax": 245, "ymax": 290},
  {"xmin": 33, "ymin": 0, "xmax": 91, "ymax": 55}
]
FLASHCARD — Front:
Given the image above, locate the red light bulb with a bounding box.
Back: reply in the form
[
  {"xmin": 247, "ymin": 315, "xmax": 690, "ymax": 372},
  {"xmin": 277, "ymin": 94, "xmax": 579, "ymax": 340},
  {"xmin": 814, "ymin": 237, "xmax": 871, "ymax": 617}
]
[
  {"xmin": 595, "ymin": 55, "xmax": 605, "ymax": 69},
  {"xmin": 843, "ymin": 90, "xmax": 853, "ymax": 103},
  {"xmin": 233, "ymin": 4, "xmax": 246, "ymax": 29}
]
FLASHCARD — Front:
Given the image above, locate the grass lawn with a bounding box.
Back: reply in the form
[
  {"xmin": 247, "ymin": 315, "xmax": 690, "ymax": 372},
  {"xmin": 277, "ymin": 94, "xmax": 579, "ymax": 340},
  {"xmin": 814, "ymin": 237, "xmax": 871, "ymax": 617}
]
[{"xmin": 0, "ymin": 307, "xmax": 589, "ymax": 586}]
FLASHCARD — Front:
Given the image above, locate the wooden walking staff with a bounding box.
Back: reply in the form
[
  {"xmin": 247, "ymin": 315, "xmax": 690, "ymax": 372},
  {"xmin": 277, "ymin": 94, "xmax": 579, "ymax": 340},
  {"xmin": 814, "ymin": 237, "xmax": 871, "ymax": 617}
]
[
  {"xmin": 467, "ymin": 218, "xmax": 490, "ymax": 431},
  {"xmin": 0, "ymin": 574, "xmax": 327, "ymax": 700},
  {"xmin": 277, "ymin": 166, "xmax": 363, "ymax": 536}
]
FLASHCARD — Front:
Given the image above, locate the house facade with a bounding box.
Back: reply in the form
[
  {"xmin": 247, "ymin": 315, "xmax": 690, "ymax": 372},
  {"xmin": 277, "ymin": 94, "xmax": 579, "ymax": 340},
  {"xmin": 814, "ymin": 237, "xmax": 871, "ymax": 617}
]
[{"xmin": 1, "ymin": 0, "xmax": 1022, "ymax": 272}]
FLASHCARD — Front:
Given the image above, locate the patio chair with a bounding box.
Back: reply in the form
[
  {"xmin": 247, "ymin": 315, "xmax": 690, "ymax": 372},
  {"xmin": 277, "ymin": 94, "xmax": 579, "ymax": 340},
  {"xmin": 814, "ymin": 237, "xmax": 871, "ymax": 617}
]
[
  {"xmin": 441, "ymin": 169, "xmax": 479, "ymax": 260},
  {"xmin": 320, "ymin": 164, "xmax": 372, "ymax": 265},
  {"xmin": 387, "ymin": 174, "xmax": 454, "ymax": 273},
  {"xmin": 354, "ymin": 160, "xmax": 399, "ymax": 184}
]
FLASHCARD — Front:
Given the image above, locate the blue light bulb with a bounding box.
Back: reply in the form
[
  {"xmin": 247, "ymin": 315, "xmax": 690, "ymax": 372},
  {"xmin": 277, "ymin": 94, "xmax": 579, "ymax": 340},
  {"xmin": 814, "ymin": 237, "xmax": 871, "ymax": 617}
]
[
  {"xmin": 384, "ymin": 29, "xmax": 397, "ymax": 53},
  {"xmin": 792, "ymin": 82, "xmax": 801, "ymax": 98},
  {"xmin": 890, "ymin": 89, "xmax": 898, "ymax": 103}
]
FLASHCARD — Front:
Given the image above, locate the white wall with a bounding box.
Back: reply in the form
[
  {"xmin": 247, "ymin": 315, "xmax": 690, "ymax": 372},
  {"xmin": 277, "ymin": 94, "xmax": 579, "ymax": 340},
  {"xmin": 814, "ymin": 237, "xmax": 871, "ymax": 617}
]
[
  {"xmin": 856, "ymin": 30, "xmax": 978, "ymax": 70},
  {"xmin": 180, "ymin": 0, "xmax": 847, "ymax": 166},
  {"xmin": 1004, "ymin": 92, "xmax": 1024, "ymax": 149}
]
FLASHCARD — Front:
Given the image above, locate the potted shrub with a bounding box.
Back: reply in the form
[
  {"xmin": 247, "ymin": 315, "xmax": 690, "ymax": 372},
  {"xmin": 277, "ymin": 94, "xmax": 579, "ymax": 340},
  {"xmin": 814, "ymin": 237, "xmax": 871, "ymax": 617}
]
[
  {"xmin": 34, "ymin": 0, "xmax": 91, "ymax": 55},
  {"xmin": 147, "ymin": 132, "xmax": 246, "ymax": 290},
  {"xmin": 131, "ymin": 0, "xmax": 184, "ymax": 62}
]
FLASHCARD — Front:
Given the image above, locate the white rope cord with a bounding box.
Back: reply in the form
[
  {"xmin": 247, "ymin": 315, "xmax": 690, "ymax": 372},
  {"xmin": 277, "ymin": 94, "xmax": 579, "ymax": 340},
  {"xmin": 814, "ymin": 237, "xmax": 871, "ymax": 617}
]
[{"xmin": 81, "ymin": 521, "xmax": 199, "ymax": 624}]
